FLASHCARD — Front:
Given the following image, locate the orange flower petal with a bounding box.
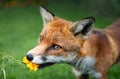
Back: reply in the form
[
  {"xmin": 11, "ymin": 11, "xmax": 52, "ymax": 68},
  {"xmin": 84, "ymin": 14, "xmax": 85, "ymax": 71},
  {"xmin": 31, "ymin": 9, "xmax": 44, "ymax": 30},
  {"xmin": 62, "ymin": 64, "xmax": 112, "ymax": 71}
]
[{"xmin": 23, "ymin": 56, "xmax": 39, "ymax": 71}]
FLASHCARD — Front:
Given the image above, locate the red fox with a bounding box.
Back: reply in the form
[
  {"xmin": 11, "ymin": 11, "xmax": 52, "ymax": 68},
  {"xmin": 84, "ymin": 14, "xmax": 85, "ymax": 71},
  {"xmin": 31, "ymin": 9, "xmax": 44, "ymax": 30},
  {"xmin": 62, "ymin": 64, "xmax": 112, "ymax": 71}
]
[{"xmin": 25, "ymin": 7, "xmax": 120, "ymax": 79}]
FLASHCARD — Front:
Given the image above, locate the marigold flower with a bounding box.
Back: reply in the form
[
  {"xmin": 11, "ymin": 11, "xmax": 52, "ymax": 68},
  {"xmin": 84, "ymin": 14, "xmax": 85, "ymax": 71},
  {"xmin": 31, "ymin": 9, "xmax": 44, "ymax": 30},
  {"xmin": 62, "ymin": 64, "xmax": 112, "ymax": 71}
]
[{"xmin": 23, "ymin": 57, "xmax": 39, "ymax": 71}]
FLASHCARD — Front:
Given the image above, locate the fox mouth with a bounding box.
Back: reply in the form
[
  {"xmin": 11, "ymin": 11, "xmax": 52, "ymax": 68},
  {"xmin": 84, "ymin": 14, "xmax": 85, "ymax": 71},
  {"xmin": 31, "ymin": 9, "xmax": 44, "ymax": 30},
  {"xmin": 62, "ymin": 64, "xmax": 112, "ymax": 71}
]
[{"xmin": 38, "ymin": 62, "xmax": 55, "ymax": 69}]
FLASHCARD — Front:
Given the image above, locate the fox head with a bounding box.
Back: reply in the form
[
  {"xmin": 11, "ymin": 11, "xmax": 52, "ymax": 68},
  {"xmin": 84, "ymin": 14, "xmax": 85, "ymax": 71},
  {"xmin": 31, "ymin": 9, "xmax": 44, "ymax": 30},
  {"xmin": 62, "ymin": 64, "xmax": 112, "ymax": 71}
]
[{"xmin": 26, "ymin": 7, "xmax": 95, "ymax": 68}]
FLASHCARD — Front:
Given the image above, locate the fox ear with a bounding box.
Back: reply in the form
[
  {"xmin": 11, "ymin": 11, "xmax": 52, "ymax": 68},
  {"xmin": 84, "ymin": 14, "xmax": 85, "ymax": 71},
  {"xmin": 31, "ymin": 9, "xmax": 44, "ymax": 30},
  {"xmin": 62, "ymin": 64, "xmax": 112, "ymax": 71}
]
[
  {"xmin": 40, "ymin": 6, "xmax": 54, "ymax": 25},
  {"xmin": 71, "ymin": 17, "xmax": 95, "ymax": 39}
]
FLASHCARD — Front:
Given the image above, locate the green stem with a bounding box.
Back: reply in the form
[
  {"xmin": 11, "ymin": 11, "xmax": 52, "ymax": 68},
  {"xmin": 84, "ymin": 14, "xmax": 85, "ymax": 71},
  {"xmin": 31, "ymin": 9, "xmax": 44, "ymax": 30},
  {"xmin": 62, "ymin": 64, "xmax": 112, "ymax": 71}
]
[{"xmin": 2, "ymin": 68, "xmax": 6, "ymax": 79}]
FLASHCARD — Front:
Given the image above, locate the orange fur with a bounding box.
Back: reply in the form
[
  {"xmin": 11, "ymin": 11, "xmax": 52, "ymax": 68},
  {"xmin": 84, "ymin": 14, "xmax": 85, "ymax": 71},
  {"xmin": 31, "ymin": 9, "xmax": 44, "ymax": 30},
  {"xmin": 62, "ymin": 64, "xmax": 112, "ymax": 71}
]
[
  {"xmin": 32, "ymin": 17, "xmax": 120, "ymax": 79},
  {"xmin": 26, "ymin": 7, "xmax": 120, "ymax": 79}
]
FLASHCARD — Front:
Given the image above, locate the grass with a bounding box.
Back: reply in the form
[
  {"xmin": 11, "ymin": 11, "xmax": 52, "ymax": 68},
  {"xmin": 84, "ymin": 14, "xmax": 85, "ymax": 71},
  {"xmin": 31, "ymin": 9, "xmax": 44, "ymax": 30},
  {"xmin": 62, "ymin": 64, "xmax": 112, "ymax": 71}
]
[
  {"xmin": 0, "ymin": 53, "xmax": 24, "ymax": 79},
  {"xmin": 0, "ymin": 5, "xmax": 120, "ymax": 79}
]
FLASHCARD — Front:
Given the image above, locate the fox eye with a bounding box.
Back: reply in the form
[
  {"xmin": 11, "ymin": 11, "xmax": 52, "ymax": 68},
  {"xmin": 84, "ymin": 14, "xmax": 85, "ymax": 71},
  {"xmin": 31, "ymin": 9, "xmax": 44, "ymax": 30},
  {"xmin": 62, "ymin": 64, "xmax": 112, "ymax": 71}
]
[
  {"xmin": 50, "ymin": 44, "xmax": 61, "ymax": 50},
  {"xmin": 39, "ymin": 36, "xmax": 43, "ymax": 41}
]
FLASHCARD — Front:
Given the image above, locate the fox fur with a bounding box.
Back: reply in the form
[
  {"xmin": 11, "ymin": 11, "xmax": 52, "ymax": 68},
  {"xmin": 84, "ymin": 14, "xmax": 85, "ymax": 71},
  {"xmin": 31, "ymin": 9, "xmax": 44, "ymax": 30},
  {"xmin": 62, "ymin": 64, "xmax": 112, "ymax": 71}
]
[{"xmin": 25, "ymin": 7, "xmax": 120, "ymax": 79}]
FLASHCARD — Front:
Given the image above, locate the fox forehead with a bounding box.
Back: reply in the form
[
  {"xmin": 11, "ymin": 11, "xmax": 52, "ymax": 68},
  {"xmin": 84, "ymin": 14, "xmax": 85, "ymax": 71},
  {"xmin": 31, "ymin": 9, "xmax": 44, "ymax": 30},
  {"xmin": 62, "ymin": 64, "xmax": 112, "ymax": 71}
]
[
  {"xmin": 39, "ymin": 17, "xmax": 81, "ymax": 51},
  {"xmin": 41, "ymin": 17, "xmax": 73, "ymax": 35}
]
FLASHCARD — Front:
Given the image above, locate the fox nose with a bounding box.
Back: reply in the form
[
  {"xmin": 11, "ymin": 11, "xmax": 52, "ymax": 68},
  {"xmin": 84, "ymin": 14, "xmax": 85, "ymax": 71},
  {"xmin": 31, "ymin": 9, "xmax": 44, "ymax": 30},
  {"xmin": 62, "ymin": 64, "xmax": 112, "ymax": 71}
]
[{"xmin": 26, "ymin": 54, "xmax": 33, "ymax": 61}]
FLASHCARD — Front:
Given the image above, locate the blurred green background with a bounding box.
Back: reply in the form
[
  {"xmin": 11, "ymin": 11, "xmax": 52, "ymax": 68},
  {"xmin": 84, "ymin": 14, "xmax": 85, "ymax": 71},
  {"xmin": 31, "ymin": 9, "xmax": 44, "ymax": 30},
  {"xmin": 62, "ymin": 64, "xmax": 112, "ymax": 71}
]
[{"xmin": 0, "ymin": 0, "xmax": 120, "ymax": 79}]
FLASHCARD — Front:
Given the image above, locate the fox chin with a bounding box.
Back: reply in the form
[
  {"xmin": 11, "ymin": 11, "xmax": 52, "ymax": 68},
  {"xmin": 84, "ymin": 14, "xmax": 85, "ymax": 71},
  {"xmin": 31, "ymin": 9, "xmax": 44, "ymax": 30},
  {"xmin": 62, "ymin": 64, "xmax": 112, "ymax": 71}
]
[{"xmin": 25, "ymin": 6, "xmax": 120, "ymax": 79}]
